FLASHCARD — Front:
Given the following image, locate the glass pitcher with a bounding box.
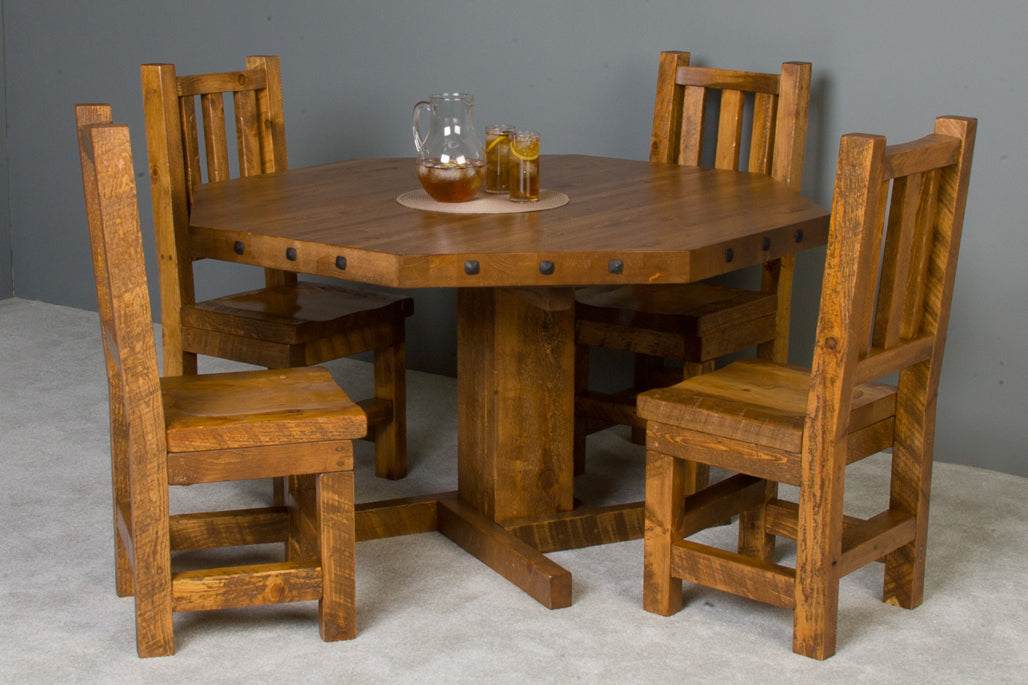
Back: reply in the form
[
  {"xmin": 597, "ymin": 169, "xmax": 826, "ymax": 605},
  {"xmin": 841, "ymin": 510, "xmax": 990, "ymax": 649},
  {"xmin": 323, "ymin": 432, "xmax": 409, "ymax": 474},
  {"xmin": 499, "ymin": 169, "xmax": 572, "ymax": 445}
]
[{"xmin": 412, "ymin": 93, "xmax": 486, "ymax": 202}]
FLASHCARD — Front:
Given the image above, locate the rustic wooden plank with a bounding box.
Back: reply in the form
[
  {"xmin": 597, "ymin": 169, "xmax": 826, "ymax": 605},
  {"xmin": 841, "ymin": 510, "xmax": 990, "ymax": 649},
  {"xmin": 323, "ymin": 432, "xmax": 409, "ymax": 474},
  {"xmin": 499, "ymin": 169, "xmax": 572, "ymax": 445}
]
[
  {"xmin": 167, "ymin": 441, "xmax": 353, "ymax": 485},
  {"xmin": 748, "ymin": 91, "xmax": 775, "ymax": 176},
  {"xmin": 855, "ymin": 337, "xmax": 933, "ymax": 385},
  {"xmin": 676, "ymin": 65, "xmax": 780, "ymax": 93},
  {"xmin": 649, "ymin": 51, "xmax": 689, "ymax": 163},
  {"xmin": 233, "ymin": 89, "xmax": 262, "ymax": 177},
  {"xmin": 881, "ymin": 117, "xmax": 977, "ymax": 613},
  {"xmin": 840, "ymin": 509, "xmax": 916, "ymax": 576},
  {"xmin": 176, "ymin": 69, "xmax": 267, "ymax": 96},
  {"xmin": 882, "ymin": 134, "xmax": 960, "ymax": 180},
  {"xmin": 371, "ymin": 339, "xmax": 407, "ymax": 480},
  {"xmin": 141, "ymin": 63, "xmax": 196, "ymax": 376},
  {"xmin": 161, "ymin": 366, "xmax": 366, "ymax": 453},
  {"xmin": 81, "ymin": 121, "xmax": 177, "ymax": 656},
  {"xmin": 246, "ymin": 56, "xmax": 288, "ymax": 173},
  {"xmin": 646, "ymin": 421, "xmax": 801, "ymax": 486},
  {"xmin": 169, "ymin": 508, "xmax": 289, "ymax": 550},
  {"xmin": 771, "ymin": 62, "xmax": 811, "ymax": 190},
  {"xmin": 737, "ymin": 479, "xmax": 778, "ymax": 562},
  {"xmin": 200, "ymin": 92, "xmax": 231, "ymax": 182},
  {"xmin": 575, "ymin": 390, "xmax": 647, "ymax": 430},
  {"xmin": 679, "ymin": 85, "xmax": 706, "ymax": 166},
  {"xmin": 437, "ymin": 495, "xmax": 572, "ymax": 609},
  {"xmin": 900, "ymin": 169, "xmax": 939, "ymax": 340},
  {"xmin": 75, "ymin": 105, "xmax": 137, "ymax": 598},
  {"xmin": 188, "ymin": 156, "xmax": 830, "ymax": 290},
  {"xmin": 643, "ymin": 450, "xmax": 687, "ymax": 616},
  {"xmin": 715, "ymin": 89, "xmax": 745, "ymax": 170},
  {"xmin": 671, "ymin": 539, "xmax": 796, "ymax": 609},
  {"xmin": 457, "ymin": 287, "xmax": 575, "ymax": 522},
  {"xmin": 874, "ymin": 173, "xmax": 923, "ymax": 349},
  {"xmin": 172, "ymin": 562, "xmax": 323, "ymax": 611},
  {"xmin": 679, "ymin": 473, "xmax": 768, "ymax": 538},
  {"xmin": 355, "ymin": 494, "xmax": 442, "ymax": 540},
  {"xmin": 503, "ymin": 501, "xmax": 645, "ymax": 553},
  {"xmin": 317, "ymin": 471, "xmax": 356, "ymax": 641}
]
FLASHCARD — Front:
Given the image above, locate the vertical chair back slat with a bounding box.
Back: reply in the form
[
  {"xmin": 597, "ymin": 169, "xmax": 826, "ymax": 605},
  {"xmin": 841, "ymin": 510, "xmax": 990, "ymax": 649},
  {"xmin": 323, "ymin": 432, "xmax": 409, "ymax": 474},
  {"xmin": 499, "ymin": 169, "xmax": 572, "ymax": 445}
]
[
  {"xmin": 875, "ymin": 172, "xmax": 924, "ymax": 350},
  {"xmin": 748, "ymin": 91, "xmax": 776, "ymax": 176},
  {"xmin": 901, "ymin": 170, "xmax": 941, "ymax": 340},
  {"xmin": 233, "ymin": 89, "xmax": 263, "ymax": 176},
  {"xmin": 199, "ymin": 92, "xmax": 231, "ymax": 182},
  {"xmin": 179, "ymin": 97, "xmax": 202, "ymax": 207},
  {"xmin": 677, "ymin": 84, "xmax": 706, "ymax": 166},
  {"xmin": 714, "ymin": 88, "xmax": 745, "ymax": 170}
]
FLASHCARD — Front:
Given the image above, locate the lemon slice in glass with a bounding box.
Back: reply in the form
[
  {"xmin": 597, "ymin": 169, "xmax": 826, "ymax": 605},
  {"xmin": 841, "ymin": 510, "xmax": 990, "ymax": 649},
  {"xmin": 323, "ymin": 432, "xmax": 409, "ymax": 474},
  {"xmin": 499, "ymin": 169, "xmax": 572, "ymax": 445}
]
[{"xmin": 510, "ymin": 134, "xmax": 540, "ymax": 161}]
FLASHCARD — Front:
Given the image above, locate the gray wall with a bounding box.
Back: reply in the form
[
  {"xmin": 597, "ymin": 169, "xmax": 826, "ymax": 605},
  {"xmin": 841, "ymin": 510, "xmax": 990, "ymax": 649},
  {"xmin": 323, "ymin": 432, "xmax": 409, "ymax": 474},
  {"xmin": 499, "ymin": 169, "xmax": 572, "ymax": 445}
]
[
  {"xmin": 3, "ymin": 1, "xmax": 1026, "ymax": 476},
  {"xmin": 0, "ymin": 8, "xmax": 11, "ymax": 299}
]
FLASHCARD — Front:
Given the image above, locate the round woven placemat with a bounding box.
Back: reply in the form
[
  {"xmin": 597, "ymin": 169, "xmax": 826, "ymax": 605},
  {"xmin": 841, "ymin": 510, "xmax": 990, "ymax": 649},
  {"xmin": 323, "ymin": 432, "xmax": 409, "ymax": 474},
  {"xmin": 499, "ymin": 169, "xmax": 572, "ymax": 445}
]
[{"xmin": 396, "ymin": 188, "xmax": 569, "ymax": 214}]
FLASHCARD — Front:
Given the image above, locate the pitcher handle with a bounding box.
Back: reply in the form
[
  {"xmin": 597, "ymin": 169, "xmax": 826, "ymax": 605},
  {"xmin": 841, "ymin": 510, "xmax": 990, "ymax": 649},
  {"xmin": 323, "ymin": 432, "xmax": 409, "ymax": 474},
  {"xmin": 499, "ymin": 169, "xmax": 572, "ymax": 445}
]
[{"xmin": 412, "ymin": 100, "xmax": 430, "ymax": 153}]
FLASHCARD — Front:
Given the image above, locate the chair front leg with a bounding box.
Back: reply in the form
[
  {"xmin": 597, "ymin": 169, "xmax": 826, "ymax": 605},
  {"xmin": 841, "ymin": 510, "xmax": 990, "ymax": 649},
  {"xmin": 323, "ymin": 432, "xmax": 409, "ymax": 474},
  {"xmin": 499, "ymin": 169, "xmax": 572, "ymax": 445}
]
[
  {"xmin": 643, "ymin": 444, "xmax": 687, "ymax": 616},
  {"xmin": 793, "ymin": 441, "xmax": 846, "ymax": 660},
  {"xmin": 373, "ymin": 342, "xmax": 407, "ymax": 479},
  {"xmin": 317, "ymin": 470, "xmax": 356, "ymax": 641}
]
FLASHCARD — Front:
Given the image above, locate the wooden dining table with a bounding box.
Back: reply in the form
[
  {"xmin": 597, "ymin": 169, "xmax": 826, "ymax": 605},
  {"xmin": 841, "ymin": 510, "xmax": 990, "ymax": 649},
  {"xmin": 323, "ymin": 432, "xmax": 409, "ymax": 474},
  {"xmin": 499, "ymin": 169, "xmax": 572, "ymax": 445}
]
[{"xmin": 188, "ymin": 154, "xmax": 830, "ymax": 609}]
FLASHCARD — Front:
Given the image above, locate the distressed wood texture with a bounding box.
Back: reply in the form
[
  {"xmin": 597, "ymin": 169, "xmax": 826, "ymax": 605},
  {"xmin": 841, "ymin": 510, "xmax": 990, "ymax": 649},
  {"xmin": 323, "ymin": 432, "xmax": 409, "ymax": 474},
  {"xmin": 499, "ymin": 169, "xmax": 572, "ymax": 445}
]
[
  {"xmin": 187, "ymin": 156, "xmax": 828, "ymax": 289},
  {"xmin": 574, "ymin": 51, "xmax": 812, "ymax": 473},
  {"xmin": 76, "ymin": 106, "xmax": 363, "ymax": 657},
  {"xmin": 638, "ymin": 116, "xmax": 977, "ymax": 659},
  {"xmin": 141, "ymin": 56, "xmax": 411, "ymax": 479}
]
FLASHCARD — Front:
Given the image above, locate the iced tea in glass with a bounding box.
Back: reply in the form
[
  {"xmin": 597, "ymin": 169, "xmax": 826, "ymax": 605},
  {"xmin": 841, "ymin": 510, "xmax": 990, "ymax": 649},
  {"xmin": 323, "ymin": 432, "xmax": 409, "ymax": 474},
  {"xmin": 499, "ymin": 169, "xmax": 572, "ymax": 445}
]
[
  {"xmin": 509, "ymin": 131, "xmax": 540, "ymax": 202},
  {"xmin": 485, "ymin": 124, "xmax": 515, "ymax": 193}
]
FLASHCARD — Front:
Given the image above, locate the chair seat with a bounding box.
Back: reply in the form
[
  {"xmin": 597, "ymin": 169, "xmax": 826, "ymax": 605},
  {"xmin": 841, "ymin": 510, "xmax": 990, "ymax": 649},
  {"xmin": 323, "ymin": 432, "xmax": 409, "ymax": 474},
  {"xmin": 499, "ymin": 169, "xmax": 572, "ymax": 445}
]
[
  {"xmin": 182, "ymin": 281, "xmax": 414, "ymax": 345},
  {"xmin": 575, "ymin": 283, "xmax": 777, "ymax": 361},
  {"xmin": 162, "ymin": 366, "xmax": 368, "ymax": 453},
  {"xmin": 637, "ymin": 358, "xmax": 897, "ymax": 453},
  {"xmin": 576, "ymin": 283, "xmax": 775, "ymax": 333}
]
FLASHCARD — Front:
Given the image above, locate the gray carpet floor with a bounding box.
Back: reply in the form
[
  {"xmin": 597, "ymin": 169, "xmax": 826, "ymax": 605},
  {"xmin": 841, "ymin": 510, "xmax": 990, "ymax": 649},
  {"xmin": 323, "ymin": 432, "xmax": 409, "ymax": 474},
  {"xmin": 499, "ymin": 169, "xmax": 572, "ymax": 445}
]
[{"xmin": 2, "ymin": 297, "xmax": 1026, "ymax": 683}]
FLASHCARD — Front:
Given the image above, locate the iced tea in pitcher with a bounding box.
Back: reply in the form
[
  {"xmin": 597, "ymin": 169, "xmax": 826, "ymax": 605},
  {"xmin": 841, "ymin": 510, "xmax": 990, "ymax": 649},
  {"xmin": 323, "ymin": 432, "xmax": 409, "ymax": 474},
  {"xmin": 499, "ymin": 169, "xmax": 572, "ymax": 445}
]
[
  {"xmin": 412, "ymin": 93, "xmax": 486, "ymax": 202},
  {"xmin": 416, "ymin": 159, "xmax": 487, "ymax": 203}
]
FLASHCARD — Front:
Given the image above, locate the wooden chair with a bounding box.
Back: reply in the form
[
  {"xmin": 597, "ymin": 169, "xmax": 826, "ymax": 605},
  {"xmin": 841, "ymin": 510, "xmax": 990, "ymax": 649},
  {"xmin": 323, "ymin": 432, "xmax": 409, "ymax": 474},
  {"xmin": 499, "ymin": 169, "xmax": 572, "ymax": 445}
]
[
  {"xmin": 141, "ymin": 56, "xmax": 412, "ymax": 480},
  {"xmin": 638, "ymin": 116, "xmax": 977, "ymax": 659},
  {"xmin": 574, "ymin": 51, "xmax": 811, "ymax": 472},
  {"xmin": 77, "ymin": 104, "xmax": 366, "ymax": 657}
]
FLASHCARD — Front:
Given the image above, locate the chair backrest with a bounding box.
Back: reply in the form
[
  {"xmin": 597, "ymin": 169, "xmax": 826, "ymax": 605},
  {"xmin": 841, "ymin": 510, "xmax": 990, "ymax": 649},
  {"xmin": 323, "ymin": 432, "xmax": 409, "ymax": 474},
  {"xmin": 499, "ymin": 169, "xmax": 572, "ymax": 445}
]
[
  {"xmin": 650, "ymin": 51, "xmax": 811, "ymax": 190},
  {"xmin": 141, "ymin": 56, "xmax": 293, "ymax": 373},
  {"xmin": 76, "ymin": 104, "xmax": 170, "ymax": 486},
  {"xmin": 806, "ymin": 116, "xmax": 977, "ymax": 449},
  {"xmin": 651, "ymin": 51, "xmax": 812, "ymax": 363}
]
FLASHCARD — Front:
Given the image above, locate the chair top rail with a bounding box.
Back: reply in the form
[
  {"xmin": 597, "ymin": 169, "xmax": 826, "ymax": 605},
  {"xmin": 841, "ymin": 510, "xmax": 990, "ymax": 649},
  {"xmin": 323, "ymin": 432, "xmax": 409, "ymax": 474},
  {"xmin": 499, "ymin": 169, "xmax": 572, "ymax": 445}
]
[
  {"xmin": 176, "ymin": 69, "xmax": 268, "ymax": 97},
  {"xmin": 676, "ymin": 66, "xmax": 781, "ymax": 94},
  {"xmin": 882, "ymin": 134, "xmax": 961, "ymax": 180}
]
